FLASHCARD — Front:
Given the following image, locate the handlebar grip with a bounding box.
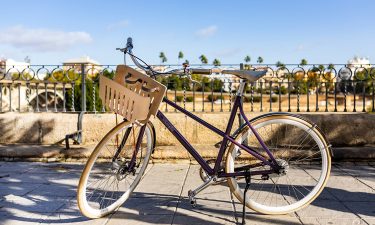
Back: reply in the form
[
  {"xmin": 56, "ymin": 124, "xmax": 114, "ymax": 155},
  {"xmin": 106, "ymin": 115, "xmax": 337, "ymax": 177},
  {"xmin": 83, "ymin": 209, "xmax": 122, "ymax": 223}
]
[
  {"xmin": 126, "ymin": 37, "xmax": 133, "ymax": 50},
  {"xmin": 190, "ymin": 68, "xmax": 212, "ymax": 75}
]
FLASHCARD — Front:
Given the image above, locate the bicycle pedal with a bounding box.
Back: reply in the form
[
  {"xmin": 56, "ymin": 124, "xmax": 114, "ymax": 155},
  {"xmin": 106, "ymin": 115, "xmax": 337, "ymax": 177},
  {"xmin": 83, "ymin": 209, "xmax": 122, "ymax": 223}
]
[
  {"xmin": 190, "ymin": 198, "xmax": 197, "ymax": 207},
  {"xmin": 188, "ymin": 190, "xmax": 197, "ymax": 207}
]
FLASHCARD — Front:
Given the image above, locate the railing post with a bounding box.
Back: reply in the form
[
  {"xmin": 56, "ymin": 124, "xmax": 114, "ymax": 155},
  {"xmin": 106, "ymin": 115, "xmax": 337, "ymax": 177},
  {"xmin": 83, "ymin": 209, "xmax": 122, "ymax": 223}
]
[
  {"xmin": 66, "ymin": 63, "xmax": 86, "ymax": 149},
  {"xmin": 81, "ymin": 64, "xmax": 86, "ymax": 112}
]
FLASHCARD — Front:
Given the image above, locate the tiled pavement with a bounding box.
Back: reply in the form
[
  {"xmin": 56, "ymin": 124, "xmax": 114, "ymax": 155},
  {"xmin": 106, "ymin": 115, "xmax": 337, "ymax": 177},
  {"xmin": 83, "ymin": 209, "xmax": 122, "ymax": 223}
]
[{"xmin": 0, "ymin": 161, "xmax": 374, "ymax": 225}]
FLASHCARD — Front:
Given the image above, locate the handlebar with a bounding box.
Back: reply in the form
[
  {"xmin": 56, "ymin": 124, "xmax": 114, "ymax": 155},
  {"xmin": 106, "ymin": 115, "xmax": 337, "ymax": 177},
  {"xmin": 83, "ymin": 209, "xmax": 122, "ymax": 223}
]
[{"xmin": 116, "ymin": 37, "xmax": 264, "ymax": 81}]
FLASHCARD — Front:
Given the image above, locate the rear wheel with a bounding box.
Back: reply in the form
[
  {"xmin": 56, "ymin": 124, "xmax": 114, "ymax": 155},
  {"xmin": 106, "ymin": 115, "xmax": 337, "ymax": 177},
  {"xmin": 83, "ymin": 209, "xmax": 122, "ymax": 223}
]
[
  {"xmin": 226, "ymin": 114, "xmax": 331, "ymax": 214},
  {"xmin": 77, "ymin": 121, "xmax": 153, "ymax": 218}
]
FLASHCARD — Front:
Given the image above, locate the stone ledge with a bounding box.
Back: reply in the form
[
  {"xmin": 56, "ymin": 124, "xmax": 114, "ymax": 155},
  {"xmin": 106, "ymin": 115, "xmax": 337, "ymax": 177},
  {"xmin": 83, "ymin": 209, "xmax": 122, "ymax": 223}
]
[{"xmin": 0, "ymin": 144, "xmax": 373, "ymax": 162}]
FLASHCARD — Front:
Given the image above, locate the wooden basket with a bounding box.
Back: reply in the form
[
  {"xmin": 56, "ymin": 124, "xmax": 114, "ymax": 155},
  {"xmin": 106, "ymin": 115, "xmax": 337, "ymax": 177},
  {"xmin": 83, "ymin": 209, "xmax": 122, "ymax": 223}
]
[{"xmin": 99, "ymin": 65, "xmax": 166, "ymax": 123}]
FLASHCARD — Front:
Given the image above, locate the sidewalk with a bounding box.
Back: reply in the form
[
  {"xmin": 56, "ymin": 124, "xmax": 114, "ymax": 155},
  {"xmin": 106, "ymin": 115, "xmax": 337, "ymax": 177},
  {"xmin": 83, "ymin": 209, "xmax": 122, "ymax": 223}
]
[{"xmin": 0, "ymin": 161, "xmax": 374, "ymax": 225}]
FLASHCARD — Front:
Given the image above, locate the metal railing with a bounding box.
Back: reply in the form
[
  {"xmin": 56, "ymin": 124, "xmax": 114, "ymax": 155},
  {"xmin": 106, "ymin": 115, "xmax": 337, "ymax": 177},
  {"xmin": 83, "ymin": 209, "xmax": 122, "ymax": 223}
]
[
  {"xmin": 1, "ymin": 63, "xmax": 374, "ymax": 146},
  {"xmin": 1, "ymin": 63, "xmax": 375, "ymax": 114}
]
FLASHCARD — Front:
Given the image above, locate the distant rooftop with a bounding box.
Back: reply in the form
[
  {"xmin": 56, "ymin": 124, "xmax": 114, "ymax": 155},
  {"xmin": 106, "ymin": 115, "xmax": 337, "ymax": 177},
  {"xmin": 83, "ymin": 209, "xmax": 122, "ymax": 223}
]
[
  {"xmin": 63, "ymin": 56, "xmax": 100, "ymax": 65},
  {"xmin": 347, "ymin": 56, "xmax": 370, "ymax": 65}
]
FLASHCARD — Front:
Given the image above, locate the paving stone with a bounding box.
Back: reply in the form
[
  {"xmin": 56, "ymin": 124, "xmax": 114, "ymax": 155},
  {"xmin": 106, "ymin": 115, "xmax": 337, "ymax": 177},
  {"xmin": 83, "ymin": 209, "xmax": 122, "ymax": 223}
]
[
  {"xmin": 119, "ymin": 196, "xmax": 178, "ymax": 215},
  {"xmin": 172, "ymin": 215, "xmax": 235, "ymax": 225},
  {"xmin": 327, "ymin": 187, "xmax": 375, "ymax": 202},
  {"xmin": 233, "ymin": 214, "xmax": 302, "ymax": 225},
  {"xmin": 0, "ymin": 194, "xmax": 70, "ymax": 213},
  {"xmin": 336, "ymin": 165, "xmax": 375, "ymax": 189},
  {"xmin": 300, "ymin": 217, "xmax": 365, "ymax": 225},
  {"xmin": 342, "ymin": 201, "xmax": 375, "ymax": 219},
  {"xmin": 43, "ymin": 212, "xmax": 108, "ymax": 225},
  {"xmin": 134, "ymin": 164, "xmax": 189, "ymax": 197},
  {"xmin": 28, "ymin": 183, "xmax": 77, "ymax": 198},
  {"xmin": 28, "ymin": 163, "xmax": 85, "ymax": 174},
  {"xmin": 296, "ymin": 200, "xmax": 359, "ymax": 219},
  {"xmin": 177, "ymin": 198, "xmax": 235, "ymax": 218},
  {"xmin": 0, "ymin": 211, "xmax": 49, "ymax": 225},
  {"xmin": 363, "ymin": 218, "xmax": 375, "ymax": 225},
  {"xmin": 0, "ymin": 162, "xmax": 36, "ymax": 173},
  {"xmin": 107, "ymin": 213, "xmax": 172, "ymax": 225},
  {"xmin": 0, "ymin": 172, "xmax": 65, "ymax": 184},
  {"xmin": 0, "ymin": 183, "xmax": 42, "ymax": 197}
]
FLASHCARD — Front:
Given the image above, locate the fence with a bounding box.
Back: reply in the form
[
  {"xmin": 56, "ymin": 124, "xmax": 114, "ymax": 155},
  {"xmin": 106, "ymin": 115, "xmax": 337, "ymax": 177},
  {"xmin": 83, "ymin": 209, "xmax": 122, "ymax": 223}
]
[
  {"xmin": 1, "ymin": 63, "xmax": 375, "ymax": 114},
  {"xmin": 1, "ymin": 63, "xmax": 374, "ymax": 147}
]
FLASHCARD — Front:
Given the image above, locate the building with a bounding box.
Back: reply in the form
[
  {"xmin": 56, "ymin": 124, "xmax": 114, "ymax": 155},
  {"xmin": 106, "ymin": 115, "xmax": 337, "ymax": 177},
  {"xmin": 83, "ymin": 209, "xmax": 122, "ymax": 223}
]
[
  {"xmin": 344, "ymin": 57, "xmax": 371, "ymax": 80},
  {"xmin": 0, "ymin": 58, "xmax": 30, "ymax": 79},
  {"xmin": 347, "ymin": 56, "xmax": 370, "ymax": 68},
  {"xmin": 63, "ymin": 56, "xmax": 102, "ymax": 75}
]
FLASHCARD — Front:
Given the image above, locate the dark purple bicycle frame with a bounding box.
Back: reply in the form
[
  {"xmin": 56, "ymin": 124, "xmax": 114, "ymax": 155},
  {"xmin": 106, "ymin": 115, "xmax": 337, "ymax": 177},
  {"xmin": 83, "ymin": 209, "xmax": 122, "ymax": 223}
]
[{"xmin": 155, "ymin": 94, "xmax": 281, "ymax": 178}]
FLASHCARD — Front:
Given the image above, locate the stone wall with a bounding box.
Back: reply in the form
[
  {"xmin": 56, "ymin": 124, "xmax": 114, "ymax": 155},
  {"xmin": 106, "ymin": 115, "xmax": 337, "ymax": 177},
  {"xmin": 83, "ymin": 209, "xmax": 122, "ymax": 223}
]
[{"xmin": 0, "ymin": 112, "xmax": 375, "ymax": 147}]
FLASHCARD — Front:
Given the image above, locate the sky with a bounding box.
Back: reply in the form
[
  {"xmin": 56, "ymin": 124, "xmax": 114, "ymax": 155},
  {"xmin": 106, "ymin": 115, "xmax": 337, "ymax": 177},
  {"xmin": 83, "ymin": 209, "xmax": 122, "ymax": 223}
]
[{"xmin": 0, "ymin": 0, "xmax": 374, "ymax": 65}]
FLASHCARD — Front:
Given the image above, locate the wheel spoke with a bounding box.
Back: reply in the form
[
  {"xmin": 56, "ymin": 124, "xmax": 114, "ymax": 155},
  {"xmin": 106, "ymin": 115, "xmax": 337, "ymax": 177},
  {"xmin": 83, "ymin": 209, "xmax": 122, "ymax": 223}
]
[
  {"xmin": 226, "ymin": 116, "xmax": 330, "ymax": 214},
  {"xmin": 78, "ymin": 122, "xmax": 153, "ymax": 217}
]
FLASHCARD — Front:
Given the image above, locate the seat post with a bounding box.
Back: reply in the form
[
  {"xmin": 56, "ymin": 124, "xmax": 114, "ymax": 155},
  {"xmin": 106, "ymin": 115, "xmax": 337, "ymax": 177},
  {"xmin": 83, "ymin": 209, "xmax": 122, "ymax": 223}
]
[{"xmin": 237, "ymin": 79, "xmax": 246, "ymax": 96}]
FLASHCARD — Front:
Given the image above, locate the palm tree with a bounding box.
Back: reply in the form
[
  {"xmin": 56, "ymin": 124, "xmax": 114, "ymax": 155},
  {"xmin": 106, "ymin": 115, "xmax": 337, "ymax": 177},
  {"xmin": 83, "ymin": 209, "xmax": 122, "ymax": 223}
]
[
  {"xmin": 318, "ymin": 64, "xmax": 325, "ymax": 71},
  {"xmin": 184, "ymin": 59, "xmax": 190, "ymax": 65},
  {"xmin": 244, "ymin": 55, "xmax": 251, "ymax": 63},
  {"xmin": 300, "ymin": 58, "xmax": 308, "ymax": 66},
  {"xmin": 257, "ymin": 56, "xmax": 264, "ymax": 64},
  {"xmin": 276, "ymin": 61, "xmax": 285, "ymax": 68},
  {"xmin": 328, "ymin": 63, "xmax": 335, "ymax": 70},
  {"xmin": 213, "ymin": 58, "xmax": 221, "ymax": 66},
  {"xmin": 199, "ymin": 55, "xmax": 208, "ymax": 64},
  {"xmin": 159, "ymin": 52, "xmax": 167, "ymax": 64},
  {"xmin": 178, "ymin": 51, "xmax": 184, "ymax": 64}
]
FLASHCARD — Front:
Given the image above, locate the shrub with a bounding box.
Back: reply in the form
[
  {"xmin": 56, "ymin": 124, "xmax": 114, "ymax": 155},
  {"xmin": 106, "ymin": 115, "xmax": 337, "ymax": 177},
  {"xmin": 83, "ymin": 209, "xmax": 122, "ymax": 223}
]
[
  {"xmin": 207, "ymin": 94, "xmax": 224, "ymax": 102},
  {"xmin": 175, "ymin": 95, "xmax": 183, "ymax": 102},
  {"xmin": 274, "ymin": 86, "xmax": 287, "ymax": 94},
  {"xmin": 175, "ymin": 95, "xmax": 194, "ymax": 102},
  {"xmin": 186, "ymin": 96, "xmax": 194, "ymax": 102},
  {"xmin": 243, "ymin": 96, "xmax": 278, "ymax": 103}
]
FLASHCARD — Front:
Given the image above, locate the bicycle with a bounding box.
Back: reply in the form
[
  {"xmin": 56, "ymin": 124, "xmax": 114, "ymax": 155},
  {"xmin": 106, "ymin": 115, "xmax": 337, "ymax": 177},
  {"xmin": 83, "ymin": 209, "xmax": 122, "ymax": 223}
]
[{"xmin": 77, "ymin": 38, "xmax": 332, "ymax": 221}]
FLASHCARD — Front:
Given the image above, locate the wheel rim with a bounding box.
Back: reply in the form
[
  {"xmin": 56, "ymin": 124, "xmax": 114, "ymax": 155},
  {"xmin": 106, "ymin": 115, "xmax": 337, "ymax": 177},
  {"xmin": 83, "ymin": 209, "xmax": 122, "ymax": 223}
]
[
  {"xmin": 79, "ymin": 122, "xmax": 152, "ymax": 217},
  {"xmin": 227, "ymin": 116, "xmax": 330, "ymax": 214}
]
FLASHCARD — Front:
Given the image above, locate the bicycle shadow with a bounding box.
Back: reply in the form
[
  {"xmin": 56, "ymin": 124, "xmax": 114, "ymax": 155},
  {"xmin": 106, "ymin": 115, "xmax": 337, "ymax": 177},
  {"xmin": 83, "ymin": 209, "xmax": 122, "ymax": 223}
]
[{"xmin": 0, "ymin": 162, "xmax": 374, "ymax": 224}]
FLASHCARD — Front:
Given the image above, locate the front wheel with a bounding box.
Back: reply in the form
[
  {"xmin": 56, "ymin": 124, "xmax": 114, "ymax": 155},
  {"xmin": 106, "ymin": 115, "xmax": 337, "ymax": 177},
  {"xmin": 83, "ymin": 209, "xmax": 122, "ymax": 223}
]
[
  {"xmin": 77, "ymin": 121, "xmax": 153, "ymax": 218},
  {"xmin": 226, "ymin": 114, "xmax": 331, "ymax": 215}
]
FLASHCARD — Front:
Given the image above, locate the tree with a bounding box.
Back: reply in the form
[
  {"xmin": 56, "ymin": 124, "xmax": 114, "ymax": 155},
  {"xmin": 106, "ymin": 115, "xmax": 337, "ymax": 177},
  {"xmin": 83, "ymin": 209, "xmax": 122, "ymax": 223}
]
[
  {"xmin": 276, "ymin": 61, "xmax": 285, "ymax": 68},
  {"xmin": 184, "ymin": 59, "xmax": 190, "ymax": 65},
  {"xmin": 328, "ymin": 63, "xmax": 335, "ymax": 70},
  {"xmin": 244, "ymin": 55, "xmax": 251, "ymax": 63},
  {"xmin": 159, "ymin": 52, "xmax": 167, "ymax": 64},
  {"xmin": 300, "ymin": 58, "xmax": 308, "ymax": 66},
  {"xmin": 318, "ymin": 64, "xmax": 325, "ymax": 72},
  {"xmin": 199, "ymin": 55, "xmax": 208, "ymax": 64},
  {"xmin": 257, "ymin": 56, "xmax": 264, "ymax": 64},
  {"xmin": 178, "ymin": 51, "xmax": 184, "ymax": 64},
  {"xmin": 213, "ymin": 58, "xmax": 221, "ymax": 66}
]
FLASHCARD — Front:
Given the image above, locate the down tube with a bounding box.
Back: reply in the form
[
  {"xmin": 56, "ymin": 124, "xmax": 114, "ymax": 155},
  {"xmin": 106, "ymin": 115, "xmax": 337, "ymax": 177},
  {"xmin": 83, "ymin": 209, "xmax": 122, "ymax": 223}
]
[{"xmin": 156, "ymin": 110, "xmax": 214, "ymax": 175}]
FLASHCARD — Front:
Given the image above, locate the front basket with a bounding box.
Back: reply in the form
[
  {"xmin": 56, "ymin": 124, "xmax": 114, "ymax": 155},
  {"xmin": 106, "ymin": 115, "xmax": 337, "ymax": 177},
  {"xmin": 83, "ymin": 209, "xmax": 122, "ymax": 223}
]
[{"xmin": 99, "ymin": 65, "xmax": 166, "ymax": 123}]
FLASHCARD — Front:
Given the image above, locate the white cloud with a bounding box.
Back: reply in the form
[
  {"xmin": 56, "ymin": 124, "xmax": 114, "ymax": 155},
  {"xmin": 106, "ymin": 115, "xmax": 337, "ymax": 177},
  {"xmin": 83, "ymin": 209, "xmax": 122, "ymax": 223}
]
[
  {"xmin": 0, "ymin": 25, "xmax": 93, "ymax": 52},
  {"xmin": 195, "ymin": 25, "xmax": 218, "ymax": 38},
  {"xmin": 107, "ymin": 20, "xmax": 130, "ymax": 30},
  {"xmin": 296, "ymin": 44, "xmax": 305, "ymax": 51}
]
